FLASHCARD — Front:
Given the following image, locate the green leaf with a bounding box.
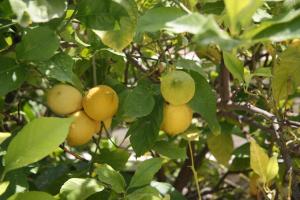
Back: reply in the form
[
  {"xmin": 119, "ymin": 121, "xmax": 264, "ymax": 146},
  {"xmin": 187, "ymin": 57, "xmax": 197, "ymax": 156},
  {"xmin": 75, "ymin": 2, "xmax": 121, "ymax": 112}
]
[
  {"xmin": 207, "ymin": 123, "xmax": 234, "ymax": 166},
  {"xmin": 9, "ymin": 0, "xmax": 67, "ymax": 24},
  {"xmin": 128, "ymin": 97, "xmax": 163, "ymax": 156},
  {"xmin": 16, "ymin": 27, "xmax": 59, "ymax": 61},
  {"xmin": 223, "ymin": 51, "xmax": 244, "ymax": 82},
  {"xmin": 0, "ymin": 181, "xmax": 10, "ymax": 196},
  {"xmin": 125, "ymin": 186, "xmax": 161, "ymax": 200},
  {"xmin": 122, "ymin": 84, "xmax": 155, "ymax": 118},
  {"xmin": 0, "ymin": 132, "xmax": 11, "ymax": 145},
  {"xmin": 4, "ymin": 117, "xmax": 73, "ymax": 173},
  {"xmin": 188, "ymin": 71, "xmax": 220, "ymax": 135},
  {"xmin": 253, "ymin": 67, "xmax": 272, "ymax": 77},
  {"xmin": 153, "ymin": 141, "xmax": 187, "ymax": 160},
  {"xmin": 95, "ymin": 164, "xmax": 126, "ymax": 193},
  {"xmin": 95, "ymin": 148, "xmax": 129, "ymax": 171},
  {"xmin": 128, "ymin": 158, "xmax": 163, "ymax": 189},
  {"xmin": 8, "ymin": 191, "xmax": 55, "ymax": 200},
  {"xmin": 224, "ymin": 0, "xmax": 263, "ymax": 34},
  {"xmin": 272, "ymin": 46, "xmax": 300, "ymax": 104},
  {"xmin": 137, "ymin": 7, "xmax": 185, "ymax": 33},
  {"xmin": 37, "ymin": 53, "xmax": 82, "ymax": 89},
  {"xmin": 0, "ymin": 57, "xmax": 28, "ymax": 96},
  {"xmin": 243, "ymin": 10, "xmax": 300, "ymax": 41},
  {"xmin": 266, "ymin": 156, "xmax": 279, "ymax": 182},
  {"xmin": 250, "ymin": 139, "xmax": 269, "ymax": 183},
  {"xmin": 60, "ymin": 178, "xmax": 104, "ymax": 200},
  {"xmin": 175, "ymin": 58, "xmax": 207, "ymax": 78},
  {"xmin": 76, "ymin": 0, "xmax": 115, "ymax": 30}
]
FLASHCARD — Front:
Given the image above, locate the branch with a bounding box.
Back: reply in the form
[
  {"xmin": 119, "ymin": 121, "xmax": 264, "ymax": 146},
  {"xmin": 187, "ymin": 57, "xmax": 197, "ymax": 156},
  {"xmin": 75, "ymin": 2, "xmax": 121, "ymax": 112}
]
[
  {"xmin": 59, "ymin": 144, "xmax": 89, "ymax": 162},
  {"xmin": 219, "ymin": 53, "xmax": 231, "ymax": 104}
]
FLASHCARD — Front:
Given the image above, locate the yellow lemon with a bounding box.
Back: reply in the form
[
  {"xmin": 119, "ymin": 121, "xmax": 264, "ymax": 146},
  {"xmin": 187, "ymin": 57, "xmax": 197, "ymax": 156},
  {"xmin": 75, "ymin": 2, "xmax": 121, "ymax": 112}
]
[
  {"xmin": 160, "ymin": 71, "xmax": 195, "ymax": 105},
  {"xmin": 67, "ymin": 111, "xmax": 99, "ymax": 146},
  {"xmin": 82, "ymin": 85, "xmax": 119, "ymax": 121},
  {"xmin": 47, "ymin": 84, "xmax": 82, "ymax": 115},
  {"xmin": 161, "ymin": 104, "xmax": 193, "ymax": 135}
]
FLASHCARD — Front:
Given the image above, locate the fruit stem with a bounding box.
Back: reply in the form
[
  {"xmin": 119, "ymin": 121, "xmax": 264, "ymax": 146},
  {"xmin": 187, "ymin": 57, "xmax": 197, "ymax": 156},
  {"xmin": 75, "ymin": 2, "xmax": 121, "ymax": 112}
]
[{"xmin": 188, "ymin": 140, "xmax": 202, "ymax": 200}]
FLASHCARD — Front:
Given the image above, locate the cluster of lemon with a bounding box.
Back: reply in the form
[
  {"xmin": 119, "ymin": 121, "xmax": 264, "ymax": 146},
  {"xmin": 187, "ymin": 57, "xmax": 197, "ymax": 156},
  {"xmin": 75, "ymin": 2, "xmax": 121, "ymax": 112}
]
[
  {"xmin": 160, "ymin": 71, "xmax": 195, "ymax": 135},
  {"xmin": 47, "ymin": 84, "xmax": 119, "ymax": 146}
]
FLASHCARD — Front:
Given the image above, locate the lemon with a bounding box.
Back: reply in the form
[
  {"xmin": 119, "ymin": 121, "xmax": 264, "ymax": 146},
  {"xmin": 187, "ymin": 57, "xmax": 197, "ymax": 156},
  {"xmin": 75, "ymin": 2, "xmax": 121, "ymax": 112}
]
[
  {"xmin": 47, "ymin": 84, "xmax": 82, "ymax": 115},
  {"xmin": 67, "ymin": 111, "xmax": 99, "ymax": 146},
  {"xmin": 82, "ymin": 85, "xmax": 119, "ymax": 121},
  {"xmin": 160, "ymin": 71, "xmax": 195, "ymax": 105},
  {"xmin": 161, "ymin": 104, "xmax": 193, "ymax": 135}
]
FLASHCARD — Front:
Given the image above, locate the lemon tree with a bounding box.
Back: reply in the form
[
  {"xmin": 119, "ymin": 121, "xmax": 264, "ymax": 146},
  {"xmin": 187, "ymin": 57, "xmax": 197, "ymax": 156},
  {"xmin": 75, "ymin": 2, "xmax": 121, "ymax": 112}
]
[{"xmin": 2, "ymin": 0, "xmax": 300, "ymax": 199}]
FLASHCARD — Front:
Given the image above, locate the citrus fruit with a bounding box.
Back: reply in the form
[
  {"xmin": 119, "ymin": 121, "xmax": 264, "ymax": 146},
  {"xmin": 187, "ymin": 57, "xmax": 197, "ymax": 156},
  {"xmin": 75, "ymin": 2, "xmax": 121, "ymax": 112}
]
[
  {"xmin": 82, "ymin": 85, "xmax": 119, "ymax": 121},
  {"xmin": 160, "ymin": 71, "xmax": 195, "ymax": 105},
  {"xmin": 47, "ymin": 84, "xmax": 82, "ymax": 115},
  {"xmin": 96, "ymin": 117, "xmax": 113, "ymax": 134},
  {"xmin": 161, "ymin": 104, "xmax": 193, "ymax": 135},
  {"xmin": 67, "ymin": 111, "xmax": 99, "ymax": 146}
]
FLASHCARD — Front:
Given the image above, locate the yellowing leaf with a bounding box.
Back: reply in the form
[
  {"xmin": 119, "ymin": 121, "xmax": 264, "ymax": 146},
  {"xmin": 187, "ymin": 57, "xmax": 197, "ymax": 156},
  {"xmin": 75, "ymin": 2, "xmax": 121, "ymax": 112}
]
[
  {"xmin": 0, "ymin": 132, "xmax": 11, "ymax": 145},
  {"xmin": 93, "ymin": 17, "xmax": 135, "ymax": 52},
  {"xmin": 224, "ymin": 0, "xmax": 263, "ymax": 34},
  {"xmin": 266, "ymin": 156, "xmax": 279, "ymax": 183},
  {"xmin": 0, "ymin": 181, "xmax": 10, "ymax": 196},
  {"xmin": 272, "ymin": 46, "xmax": 300, "ymax": 105},
  {"xmin": 250, "ymin": 139, "xmax": 269, "ymax": 183}
]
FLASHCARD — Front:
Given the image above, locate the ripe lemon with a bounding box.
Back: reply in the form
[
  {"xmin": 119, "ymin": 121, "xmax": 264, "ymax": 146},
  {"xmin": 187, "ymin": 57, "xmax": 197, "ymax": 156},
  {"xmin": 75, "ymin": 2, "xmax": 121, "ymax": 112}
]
[
  {"xmin": 82, "ymin": 85, "xmax": 119, "ymax": 121},
  {"xmin": 160, "ymin": 71, "xmax": 195, "ymax": 105},
  {"xmin": 96, "ymin": 117, "xmax": 113, "ymax": 134},
  {"xmin": 47, "ymin": 84, "xmax": 82, "ymax": 115},
  {"xmin": 67, "ymin": 111, "xmax": 99, "ymax": 146},
  {"xmin": 161, "ymin": 104, "xmax": 193, "ymax": 135}
]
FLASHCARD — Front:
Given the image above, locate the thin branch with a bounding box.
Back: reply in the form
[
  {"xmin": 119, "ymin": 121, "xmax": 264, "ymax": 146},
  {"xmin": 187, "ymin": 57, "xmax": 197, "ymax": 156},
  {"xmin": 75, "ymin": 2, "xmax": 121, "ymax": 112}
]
[
  {"xmin": 59, "ymin": 144, "xmax": 88, "ymax": 162},
  {"xmin": 219, "ymin": 53, "xmax": 231, "ymax": 104}
]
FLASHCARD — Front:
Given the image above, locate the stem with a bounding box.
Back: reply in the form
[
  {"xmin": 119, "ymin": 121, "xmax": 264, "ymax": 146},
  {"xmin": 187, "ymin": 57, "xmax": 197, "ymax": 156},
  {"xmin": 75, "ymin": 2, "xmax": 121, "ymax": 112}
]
[
  {"xmin": 92, "ymin": 54, "xmax": 97, "ymax": 86},
  {"xmin": 188, "ymin": 140, "xmax": 202, "ymax": 200}
]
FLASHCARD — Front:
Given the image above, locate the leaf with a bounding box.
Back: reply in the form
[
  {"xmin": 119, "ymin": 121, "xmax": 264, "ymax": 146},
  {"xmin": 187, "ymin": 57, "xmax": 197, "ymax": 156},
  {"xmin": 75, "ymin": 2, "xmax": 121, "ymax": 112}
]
[
  {"xmin": 153, "ymin": 141, "xmax": 187, "ymax": 160},
  {"xmin": 207, "ymin": 123, "xmax": 234, "ymax": 166},
  {"xmin": 128, "ymin": 97, "xmax": 163, "ymax": 156},
  {"xmin": 4, "ymin": 117, "xmax": 73, "ymax": 173},
  {"xmin": 95, "ymin": 164, "xmax": 126, "ymax": 193},
  {"xmin": 272, "ymin": 46, "xmax": 300, "ymax": 104},
  {"xmin": 7, "ymin": 191, "xmax": 56, "ymax": 200},
  {"xmin": 0, "ymin": 181, "xmax": 10, "ymax": 196},
  {"xmin": 164, "ymin": 13, "xmax": 239, "ymax": 50},
  {"xmin": 243, "ymin": 10, "xmax": 300, "ymax": 41},
  {"xmin": 0, "ymin": 132, "xmax": 11, "ymax": 145},
  {"xmin": 122, "ymin": 84, "xmax": 155, "ymax": 118},
  {"xmin": 224, "ymin": 0, "xmax": 263, "ymax": 34},
  {"xmin": 250, "ymin": 139, "xmax": 269, "ymax": 183},
  {"xmin": 266, "ymin": 156, "xmax": 279, "ymax": 182},
  {"xmin": 125, "ymin": 186, "xmax": 161, "ymax": 200},
  {"xmin": 95, "ymin": 148, "xmax": 129, "ymax": 171},
  {"xmin": 175, "ymin": 58, "xmax": 207, "ymax": 78},
  {"xmin": 188, "ymin": 71, "xmax": 220, "ymax": 135},
  {"xmin": 60, "ymin": 178, "xmax": 104, "ymax": 200},
  {"xmin": 93, "ymin": 17, "xmax": 135, "ymax": 51},
  {"xmin": 223, "ymin": 51, "xmax": 244, "ymax": 82},
  {"xmin": 137, "ymin": 7, "xmax": 185, "ymax": 33},
  {"xmin": 0, "ymin": 57, "xmax": 28, "ymax": 96},
  {"xmin": 128, "ymin": 158, "xmax": 163, "ymax": 189},
  {"xmin": 9, "ymin": 0, "xmax": 67, "ymax": 24},
  {"xmin": 76, "ymin": 0, "xmax": 115, "ymax": 30},
  {"xmin": 253, "ymin": 67, "xmax": 272, "ymax": 77},
  {"xmin": 16, "ymin": 26, "xmax": 59, "ymax": 61},
  {"xmin": 37, "ymin": 53, "xmax": 82, "ymax": 89}
]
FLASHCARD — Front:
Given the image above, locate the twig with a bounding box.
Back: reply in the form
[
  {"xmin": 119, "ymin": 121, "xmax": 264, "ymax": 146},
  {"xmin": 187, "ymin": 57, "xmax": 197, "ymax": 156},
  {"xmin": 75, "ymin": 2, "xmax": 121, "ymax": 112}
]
[
  {"xmin": 219, "ymin": 53, "xmax": 231, "ymax": 104},
  {"xmin": 59, "ymin": 144, "xmax": 88, "ymax": 162}
]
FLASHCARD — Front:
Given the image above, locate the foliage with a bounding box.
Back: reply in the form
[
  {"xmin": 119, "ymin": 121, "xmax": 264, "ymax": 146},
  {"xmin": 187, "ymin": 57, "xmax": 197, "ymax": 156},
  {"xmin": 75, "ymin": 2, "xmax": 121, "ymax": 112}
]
[{"xmin": 1, "ymin": 0, "xmax": 300, "ymax": 199}]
